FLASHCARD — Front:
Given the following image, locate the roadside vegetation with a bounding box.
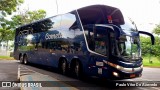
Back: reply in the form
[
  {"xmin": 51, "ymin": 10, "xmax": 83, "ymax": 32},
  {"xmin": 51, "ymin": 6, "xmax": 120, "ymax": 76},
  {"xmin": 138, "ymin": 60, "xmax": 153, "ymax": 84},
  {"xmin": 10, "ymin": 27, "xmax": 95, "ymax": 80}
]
[
  {"xmin": 141, "ymin": 36, "xmax": 160, "ymax": 67},
  {"xmin": 0, "ymin": 56, "xmax": 14, "ymax": 60},
  {"xmin": 143, "ymin": 56, "xmax": 160, "ymax": 67}
]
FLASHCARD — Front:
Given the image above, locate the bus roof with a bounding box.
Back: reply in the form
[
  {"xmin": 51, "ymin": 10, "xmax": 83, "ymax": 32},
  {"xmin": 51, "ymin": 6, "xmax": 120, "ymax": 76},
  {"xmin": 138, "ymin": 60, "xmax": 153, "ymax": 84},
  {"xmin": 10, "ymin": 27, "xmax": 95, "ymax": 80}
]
[
  {"xmin": 17, "ymin": 4, "xmax": 124, "ymax": 29},
  {"xmin": 77, "ymin": 4, "xmax": 124, "ymax": 25}
]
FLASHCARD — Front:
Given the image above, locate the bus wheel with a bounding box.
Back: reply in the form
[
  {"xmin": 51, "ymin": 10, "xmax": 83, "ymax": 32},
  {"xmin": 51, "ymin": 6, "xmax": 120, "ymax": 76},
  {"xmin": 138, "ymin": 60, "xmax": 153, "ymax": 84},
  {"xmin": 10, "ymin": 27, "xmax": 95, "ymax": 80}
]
[
  {"xmin": 60, "ymin": 59, "xmax": 67, "ymax": 75},
  {"xmin": 73, "ymin": 61, "xmax": 82, "ymax": 78},
  {"xmin": 20, "ymin": 55, "xmax": 24, "ymax": 64},
  {"xmin": 24, "ymin": 55, "xmax": 28, "ymax": 65}
]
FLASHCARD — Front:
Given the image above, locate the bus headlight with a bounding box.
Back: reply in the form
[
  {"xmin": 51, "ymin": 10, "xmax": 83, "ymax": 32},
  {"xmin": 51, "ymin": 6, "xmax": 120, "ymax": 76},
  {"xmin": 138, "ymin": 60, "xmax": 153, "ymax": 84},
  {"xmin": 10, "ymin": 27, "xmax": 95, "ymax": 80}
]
[
  {"xmin": 113, "ymin": 72, "xmax": 119, "ymax": 77},
  {"xmin": 116, "ymin": 65, "xmax": 123, "ymax": 70},
  {"xmin": 104, "ymin": 61, "xmax": 124, "ymax": 70}
]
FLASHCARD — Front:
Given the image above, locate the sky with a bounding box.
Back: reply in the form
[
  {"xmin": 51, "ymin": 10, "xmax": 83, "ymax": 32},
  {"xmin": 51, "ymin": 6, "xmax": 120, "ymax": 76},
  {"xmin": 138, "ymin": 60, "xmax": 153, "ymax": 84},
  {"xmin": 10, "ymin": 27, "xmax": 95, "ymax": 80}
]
[{"xmin": 18, "ymin": 0, "xmax": 160, "ymax": 32}]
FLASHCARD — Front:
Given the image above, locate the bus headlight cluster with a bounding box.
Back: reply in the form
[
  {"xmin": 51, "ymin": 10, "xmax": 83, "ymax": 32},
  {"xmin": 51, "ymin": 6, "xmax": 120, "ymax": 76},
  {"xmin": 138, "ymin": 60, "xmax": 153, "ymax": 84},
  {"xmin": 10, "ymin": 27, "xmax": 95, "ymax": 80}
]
[
  {"xmin": 108, "ymin": 62, "xmax": 124, "ymax": 70},
  {"xmin": 103, "ymin": 60, "xmax": 142, "ymax": 73}
]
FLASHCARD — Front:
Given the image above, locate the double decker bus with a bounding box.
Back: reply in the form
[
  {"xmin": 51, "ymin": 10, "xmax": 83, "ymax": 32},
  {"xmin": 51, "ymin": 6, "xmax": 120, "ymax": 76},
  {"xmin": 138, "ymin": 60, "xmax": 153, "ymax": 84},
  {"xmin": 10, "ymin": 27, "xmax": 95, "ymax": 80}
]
[{"xmin": 14, "ymin": 5, "xmax": 154, "ymax": 79}]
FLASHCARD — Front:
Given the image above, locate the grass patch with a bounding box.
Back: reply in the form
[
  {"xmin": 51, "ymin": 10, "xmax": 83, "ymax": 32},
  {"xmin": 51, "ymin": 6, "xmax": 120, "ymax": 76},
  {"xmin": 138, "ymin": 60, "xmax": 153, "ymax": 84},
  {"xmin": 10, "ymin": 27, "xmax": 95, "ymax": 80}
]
[
  {"xmin": 143, "ymin": 56, "xmax": 160, "ymax": 67},
  {"xmin": 0, "ymin": 56, "xmax": 14, "ymax": 60}
]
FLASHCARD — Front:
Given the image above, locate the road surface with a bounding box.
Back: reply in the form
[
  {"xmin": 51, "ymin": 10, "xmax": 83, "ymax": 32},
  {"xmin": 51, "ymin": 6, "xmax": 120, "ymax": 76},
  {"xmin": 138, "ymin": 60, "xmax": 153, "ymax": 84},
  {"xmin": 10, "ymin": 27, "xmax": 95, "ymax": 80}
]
[
  {"xmin": 0, "ymin": 60, "xmax": 160, "ymax": 90},
  {"xmin": 0, "ymin": 60, "xmax": 19, "ymax": 90}
]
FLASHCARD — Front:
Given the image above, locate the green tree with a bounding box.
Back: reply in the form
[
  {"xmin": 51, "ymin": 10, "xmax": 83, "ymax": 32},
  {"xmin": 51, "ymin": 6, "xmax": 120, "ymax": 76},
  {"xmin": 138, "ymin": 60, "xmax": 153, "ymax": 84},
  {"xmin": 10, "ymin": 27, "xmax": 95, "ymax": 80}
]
[
  {"xmin": 0, "ymin": 18, "xmax": 15, "ymax": 43},
  {"xmin": 0, "ymin": 19, "xmax": 15, "ymax": 52},
  {"xmin": 0, "ymin": 0, "xmax": 24, "ymax": 43},
  {"xmin": 153, "ymin": 24, "xmax": 160, "ymax": 44},
  {"xmin": 27, "ymin": 10, "xmax": 46, "ymax": 23},
  {"xmin": 140, "ymin": 36, "xmax": 160, "ymax": 58},
  {"xmin": 11, "ymin": 9, "xmax": 46, "ymax": 27},
  {"xmin": 0, "ymin": 0, "xmax": 24, "ymax": 15},
  {"xmin": 0, "ymin": 9, "xmax": 46, "ymax": 42},
  {"xmin": 153, "ymin": 24, "xmax": 160, "ymax": 35}
]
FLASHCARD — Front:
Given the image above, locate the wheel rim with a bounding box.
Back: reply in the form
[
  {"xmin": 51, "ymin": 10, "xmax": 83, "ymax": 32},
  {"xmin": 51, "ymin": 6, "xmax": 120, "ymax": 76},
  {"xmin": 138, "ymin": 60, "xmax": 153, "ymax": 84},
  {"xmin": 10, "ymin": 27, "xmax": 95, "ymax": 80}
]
[
  {"xmin": 20, "ymin": 56, "xmax": 23, "ymax": 63},
  {"xmin": 61, "ymin": 60, "xmax": 66, "ymax": 74},
  {"xmin": 75, "ymin": 62, "xmax": 79, "ymax": 77},
  {"xmin": 24, "ymin": 57, "xmax": 27, "ymax": 64}
]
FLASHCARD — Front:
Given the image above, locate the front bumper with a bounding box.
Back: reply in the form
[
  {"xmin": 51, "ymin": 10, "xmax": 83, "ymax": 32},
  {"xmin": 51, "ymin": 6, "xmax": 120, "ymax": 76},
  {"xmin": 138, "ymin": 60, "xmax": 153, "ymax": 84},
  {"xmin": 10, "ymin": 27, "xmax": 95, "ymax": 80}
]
[{"xmin": 101, "ymin": 66, "xmax": 143, "ymax": 80}]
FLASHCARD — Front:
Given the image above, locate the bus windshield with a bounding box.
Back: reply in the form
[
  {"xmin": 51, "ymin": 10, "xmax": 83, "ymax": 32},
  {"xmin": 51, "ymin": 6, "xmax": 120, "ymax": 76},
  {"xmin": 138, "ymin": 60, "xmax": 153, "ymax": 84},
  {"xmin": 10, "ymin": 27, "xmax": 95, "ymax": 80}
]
[
  {"xmin": 120, "ymin": 16, "xmax": 137, "ymax": 32},
  {"xmin": 118, "ymin": 35, "xmax": 141, "ymax": 60},
  {"xmin": 117, "ymin": 16, "xmax": 141, "ymax": 60}
]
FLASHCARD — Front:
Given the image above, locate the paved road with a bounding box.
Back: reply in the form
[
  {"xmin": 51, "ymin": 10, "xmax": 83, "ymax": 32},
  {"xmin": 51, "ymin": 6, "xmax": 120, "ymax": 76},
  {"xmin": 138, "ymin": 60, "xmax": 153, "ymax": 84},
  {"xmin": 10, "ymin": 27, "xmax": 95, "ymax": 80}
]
[
  {"xmin": 0, "ymin": 60, "xmax": 160, "ymax": 90},
  {"xmin": 0, "ymin": 60, "xmax": 19, "ymax": 90},
  {"xmin": 134, "ymin": 67, "xmax": 160, "ymax": 81},
  {"xmin": 19, "ymin": 61, "xmax": 160, "ymax": 90}
]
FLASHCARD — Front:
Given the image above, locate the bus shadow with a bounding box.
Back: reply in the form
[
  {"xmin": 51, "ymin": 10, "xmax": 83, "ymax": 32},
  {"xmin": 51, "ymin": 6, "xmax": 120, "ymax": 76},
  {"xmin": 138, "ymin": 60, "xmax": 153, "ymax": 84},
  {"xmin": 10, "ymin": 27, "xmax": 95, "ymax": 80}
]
[
  {"xmin": 24, "ymin": 62, "xmax": 60, "ymax": 73},
  {"xmin": 21, "ymin": 63, "xmax": 135, "ymax": 89}
]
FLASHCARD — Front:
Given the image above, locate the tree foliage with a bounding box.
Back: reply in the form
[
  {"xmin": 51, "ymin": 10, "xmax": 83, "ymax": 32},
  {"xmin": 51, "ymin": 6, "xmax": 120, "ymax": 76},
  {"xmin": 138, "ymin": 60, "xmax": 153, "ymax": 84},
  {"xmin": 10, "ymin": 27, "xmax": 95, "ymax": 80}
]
[
  {"xmin": 0, "ymin": 0, "xmax": 24, "ymax": 43},
  {"xmin": 0, "ymin": 0, "xmax": 24, "ymax": 15},
  {"xmin": 0, "ymin": 8, "xmax": 46, "ymax": 43},
  {"xmin": 140, "ymin": 36, "xmax": 160, "ymax": 57},
  {"xmin": 153, "ymin": 24, "xmax": 160, "ymax": 35},
  {"xmin": 11, "ymin": 9, "xmax": 46, "ymax": 27},
  {"xmin": 0, "ymin": 19, "xmax": 15, "ymax": 42}
]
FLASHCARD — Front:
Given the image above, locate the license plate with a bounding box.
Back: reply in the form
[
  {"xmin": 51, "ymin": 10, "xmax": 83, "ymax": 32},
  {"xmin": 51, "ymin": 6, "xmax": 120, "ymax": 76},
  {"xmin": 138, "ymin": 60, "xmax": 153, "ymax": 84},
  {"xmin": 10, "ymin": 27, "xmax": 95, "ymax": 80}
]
[{"xmin": 130, "ymin": 74, "xmax": 136, "ymax": 78}]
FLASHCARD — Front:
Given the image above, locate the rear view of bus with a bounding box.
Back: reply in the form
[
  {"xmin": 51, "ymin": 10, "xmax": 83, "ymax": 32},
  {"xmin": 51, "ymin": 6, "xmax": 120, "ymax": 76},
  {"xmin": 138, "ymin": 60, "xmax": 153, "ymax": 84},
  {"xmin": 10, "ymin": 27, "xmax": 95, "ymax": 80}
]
[{"xmin": 76, "ymin": 5, "xmax": 154, "ymax": 79}]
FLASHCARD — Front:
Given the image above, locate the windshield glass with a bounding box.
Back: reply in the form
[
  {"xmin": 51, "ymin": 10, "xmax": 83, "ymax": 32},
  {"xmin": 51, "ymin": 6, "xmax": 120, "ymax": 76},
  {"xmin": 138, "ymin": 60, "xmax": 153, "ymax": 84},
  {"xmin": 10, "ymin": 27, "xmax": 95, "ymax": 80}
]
[
  {"xmin": 120, "ymin": 16, "xmax": 137, "ymax": 31},
  {"xmin": 118, "ymin": 35, "xmax": 141, "ymax": 60}
]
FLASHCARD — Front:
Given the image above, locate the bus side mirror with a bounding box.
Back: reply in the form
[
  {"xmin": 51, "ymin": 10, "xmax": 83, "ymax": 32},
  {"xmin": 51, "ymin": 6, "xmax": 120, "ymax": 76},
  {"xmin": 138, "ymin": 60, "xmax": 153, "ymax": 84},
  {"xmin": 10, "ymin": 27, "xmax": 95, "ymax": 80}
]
[{"xmin": 139, "ymin": 31, "xmax": 155, "ymax": 45}]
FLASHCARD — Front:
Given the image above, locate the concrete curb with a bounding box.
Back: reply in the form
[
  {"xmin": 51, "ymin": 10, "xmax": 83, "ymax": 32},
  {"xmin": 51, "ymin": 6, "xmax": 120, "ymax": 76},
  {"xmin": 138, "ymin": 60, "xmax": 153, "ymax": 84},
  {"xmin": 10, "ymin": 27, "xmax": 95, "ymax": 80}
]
[{"xmin": 18, "ymin": 65, "xmax": 78, "ymax": 90}]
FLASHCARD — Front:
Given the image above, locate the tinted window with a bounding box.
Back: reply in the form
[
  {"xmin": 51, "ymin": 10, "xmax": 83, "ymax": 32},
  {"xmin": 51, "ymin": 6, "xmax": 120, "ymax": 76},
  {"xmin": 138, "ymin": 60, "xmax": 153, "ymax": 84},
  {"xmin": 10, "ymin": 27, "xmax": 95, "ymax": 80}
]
[
  {"xmin": 32, "ymin": 16, "xmax": 61, "ymax": 33},
  {"xmin": 60, "ymin": 13, "xmax": 77, "ymax": 38},
  {"xmin": 61, "ymin": 13, "xmax": 77, "ymax": 29},
  {"xmin": 48, "ymin": 16, "xmax": 61, "ymax": 31},
  {"xmin": 84, "ymin": 25, "xmax": 108, "ymax": 56},
  {"xmin": 17, "ymin": 26, "xmax": 33, "ymax": 46},
  {"xmin": 60, "ymin": 12, "xmax": 83, "ymax": 53},
  {"xmin": 18, "ymin": 25, "xmax": 33, "ymax": 35}
]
